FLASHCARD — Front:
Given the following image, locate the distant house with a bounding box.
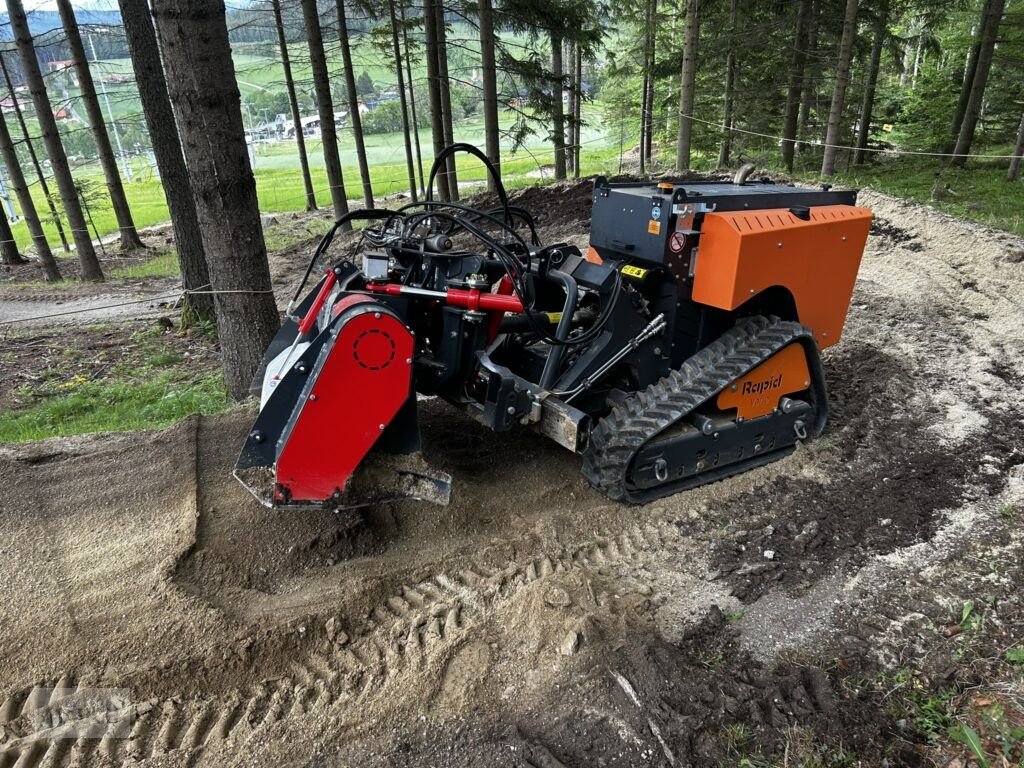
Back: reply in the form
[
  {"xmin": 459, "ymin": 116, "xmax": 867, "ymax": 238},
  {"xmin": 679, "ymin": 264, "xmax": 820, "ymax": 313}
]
[
  {"xmin": 283, "ymin": 115, "xmax": 322, "ymax": 139},
  {"xmin": 53, "ymin": 106, "xmax": 69, "ymax": 120},
  {"xmin": 0, "ymin": 95, "xmax": 29, "ymax": 114},
  {"xmin": 46, "ymin": 60, "xmax": 73, "ymax": 72}
]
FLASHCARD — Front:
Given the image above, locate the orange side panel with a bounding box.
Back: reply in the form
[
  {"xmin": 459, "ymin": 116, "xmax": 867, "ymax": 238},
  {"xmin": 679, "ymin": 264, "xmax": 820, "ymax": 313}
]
[
  {"xmin": 691, "ymin": 205, "xmax": 872, "ymax": 348},
  {"xmin": 716, "ymin": 343, "xmax": 811, "ymax": 420}
]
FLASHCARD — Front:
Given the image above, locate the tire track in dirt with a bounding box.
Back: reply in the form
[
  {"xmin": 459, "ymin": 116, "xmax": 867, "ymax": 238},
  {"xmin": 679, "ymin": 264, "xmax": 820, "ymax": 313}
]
[{"xmin": 0, "ymin": 518, "xmax": 694, "ymax": 767}]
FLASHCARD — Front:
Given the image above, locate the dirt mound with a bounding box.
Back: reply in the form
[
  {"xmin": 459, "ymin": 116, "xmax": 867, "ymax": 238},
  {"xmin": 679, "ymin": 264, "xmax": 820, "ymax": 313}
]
[{"xmin": 0, "ymin": 186, "xmax": 1023, "ymax": 767}]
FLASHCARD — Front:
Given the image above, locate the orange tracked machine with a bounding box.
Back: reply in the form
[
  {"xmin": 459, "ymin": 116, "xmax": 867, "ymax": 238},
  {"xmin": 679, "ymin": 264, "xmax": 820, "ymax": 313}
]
[{"xmin": 237, "ymin": 147, "xmax": 871, "ymax": 508}]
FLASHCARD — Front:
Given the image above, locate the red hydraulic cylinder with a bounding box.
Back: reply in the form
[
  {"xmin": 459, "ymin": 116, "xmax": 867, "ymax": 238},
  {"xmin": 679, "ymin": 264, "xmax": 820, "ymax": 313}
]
[
  {"xmin": 365, "ymin": 282, "xmax": 523, "ymax": 313},
  {"xmin": 298, "ymin": 269, "xmax": 338, "ymax": 336}
]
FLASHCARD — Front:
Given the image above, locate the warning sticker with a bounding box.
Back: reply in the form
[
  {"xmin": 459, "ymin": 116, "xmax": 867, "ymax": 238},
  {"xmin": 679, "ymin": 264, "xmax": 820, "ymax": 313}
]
[
  {"xmin": 647, "ymin": 220, "xmax": 661, "ymax": 235},
  {"xmin": 669, "ymin": 231, "xmax": 688, "ymax": 253}
]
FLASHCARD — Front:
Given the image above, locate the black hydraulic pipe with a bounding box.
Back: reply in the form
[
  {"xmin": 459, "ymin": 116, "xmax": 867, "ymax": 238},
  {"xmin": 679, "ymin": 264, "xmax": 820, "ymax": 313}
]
[{"xmin": 539, "ymin": 269, "xmax": 578, "ymax": 390}]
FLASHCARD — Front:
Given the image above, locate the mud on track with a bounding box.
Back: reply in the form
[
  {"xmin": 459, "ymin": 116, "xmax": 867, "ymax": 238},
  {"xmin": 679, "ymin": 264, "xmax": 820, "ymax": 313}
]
[{"xmin": 0, "ymin": 185, "xmax": 1022, "ymax": 767}]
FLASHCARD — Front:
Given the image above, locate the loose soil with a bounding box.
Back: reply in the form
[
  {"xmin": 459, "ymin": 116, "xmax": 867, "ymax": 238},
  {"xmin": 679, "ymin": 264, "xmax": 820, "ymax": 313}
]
[{"xmin": 0, "ymin": 181, "xmax": 1022, "ymax": 767}]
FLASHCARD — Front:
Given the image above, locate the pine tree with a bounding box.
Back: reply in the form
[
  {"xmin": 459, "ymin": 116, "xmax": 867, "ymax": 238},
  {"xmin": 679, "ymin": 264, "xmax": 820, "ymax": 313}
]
[
  {"xmin": 272, "ymin": 0, "xmax": 317, "ymax": 212},
  {"xmin": 336, "ymin": 0, "xmax": 375, "ymax": 208},
  {"xmin": 7, "ymin": 0, "xmax": 104, "ymax": 280},
  {"xmin": 57, "ymin": 0, "xmax": 144, "ymax": 252},
  {"xmin": 781, "ymin": 0, "xmax": 813, "ymax": 172},
  {"xmin": 0, "ymin": 53, "xmax": 69, "ymax": 253},
  {"xmin": 820, "ymin": 0, "xmax": 860, "ymax": 176},
  {"xmin": 478, "ymin": 0, "xmax": 501, "ymax": 189},
  {"xmin": 854, "ymin": 1, "xmax": 888, "ymax": 165},
  {"xmin": 951, "ymin": 0, "xmax": 1006, "ymax": 167},
  {"xmin": 118, "ymin": 0, "xmax": 213, "ymax": 320},
  {"xmin": 151, "ymin": 0, "xmax": 280, "ymax": 398},
  {"xmin": 675, "ymin": 0, "xmax": 700, "ymax": 170},
  {"xmin": 423, "ymin": 0, "xmax": 451, "ymax": 199},
  {"xmin": 387, "ymin": 0, "xmax": 419, "ymax": 201},
  {"xmin": 0, "ymin": 108, "xmax": 61, "ymax": 278},
  {"xmin": 301, "ymin": 0, "xmax": 350, "ymax": 220}
]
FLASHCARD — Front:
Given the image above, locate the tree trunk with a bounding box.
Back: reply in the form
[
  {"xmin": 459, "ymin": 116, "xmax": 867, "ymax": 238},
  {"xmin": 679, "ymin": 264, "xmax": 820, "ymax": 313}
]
[
  {"xmin": 388, "ymin": 0, "xmax": 418, "ymax": 201},
  {"xmin": 57, "ymin": 0, "xmax": 144, "ymax": 252},
  {"xmin": 797, "ymin": 0, "xmax": 819, "ymax": 150},
  {"xmin": 0, "ymin": 200, "xmax": 24, "ymax": 265},
  {"xmin": 478, "ymin": 0, "xmax": 500, "ymax": 190},
  {"xmin": 675, "ymin": 0, "xmax": 700, "ymax": 171},
  {"xmin": 899, "ymin": 33, "xmax": 912, "ymax": 87},
  {"xmin": 853, "ymin": 3, "xmax": 886, "ymax": 165},
  {"xmin": 566, "ymin": 39, "xmax": 576, "ymax": 174},
  {"xmin": 434, "ymin": 1, "xmax": 458, "ymax": 199},
  {"xmin": 644, "ymin": 6, "xmax": 655, "ymax": 168},
  {"xmin": 550, "ymin": 31, "xmax": 567, "ymax": 179},
  {"xmin": 945, "ymin": 4, "xmax": 987, "ymax": 155},
  {"xmin": 272, "ymin": 0, "xmax": 317, "ymax": 212},
  {"xmin": 639, "ymin": 69, "xmax": 649, "ymax": 174},
  {"xmin": 946, "ymin": 41, "xmax": 981, "ymax": 155},
  {"xmin": 717, "ymin": 0, "xmax": 739, "ymax": 168},
  {"xmin": 781, "ymin": 0, "xmax": 812, "ymax": 172},
  {"xmin": 151, "ymin": 0, "xmax": 279, "ymax": 400},
  {"xmin": 7, "ymin": 0, "xmax": 103, "ymax": 280},
  {"xmin": 911, "ymin": 29, "xmax": 923, "ymax": 88},
  {"xmin": 301, "ymin": 0, "xmax": 349, "ymax": 221},
  {"xmin": 952, "ymin": 0, "xmax": 1005, "ymax": 167},
  {"xmin": 119, "ymin": 0, "xmax": 212, "ymax": 320},
  {"xmin": 820, "ymin": 0, "xmax": 859, "ymax": 176},
  {"xmin": 423, "ymin": 0, "xmax": 450, "ymax": 200},
  {"xmin": 336, "ymin": 0, "xmax": 374, "ymax": 208},
  {"xmin": 0, "ymin": 53, "xmax": 69, "ymax": 253},
  {"xmin": 573, "ymin": 43, "xmax": 582, "ymax": 176},
  {"xmin": 640, "ymin": 0, "xmax": 656, "ymax": 172},
  {"xmin": 0, "ymin": 109, "xmax": 61, "ymax": 278},
  {"xmin": 400, "ymin": 1, "xmax": 425, "ymax": 196},
  {"xmin": 1008, "ymin": 111, "xmax": 1024, "ymax": 181}
]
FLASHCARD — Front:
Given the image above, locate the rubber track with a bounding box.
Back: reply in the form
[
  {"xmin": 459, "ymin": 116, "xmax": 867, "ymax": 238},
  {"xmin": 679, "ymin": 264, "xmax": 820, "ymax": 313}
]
[
  {"xmin": 0, "ymin": 521, "xmax": 685, "ymax": 768},
  {"xmin": 582, "ymin": 315, "xmax": 817, "ymax": 503}
]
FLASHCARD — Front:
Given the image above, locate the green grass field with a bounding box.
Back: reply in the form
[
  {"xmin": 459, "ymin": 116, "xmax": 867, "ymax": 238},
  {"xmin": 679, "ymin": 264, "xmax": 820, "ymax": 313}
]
[
  {"xmin": 6, "ymin": 101, "xmax": 617, "ymax": 255},
  {"xmin": 796, "ymin": 154, "xmax": 1024, "ymax": 237}
]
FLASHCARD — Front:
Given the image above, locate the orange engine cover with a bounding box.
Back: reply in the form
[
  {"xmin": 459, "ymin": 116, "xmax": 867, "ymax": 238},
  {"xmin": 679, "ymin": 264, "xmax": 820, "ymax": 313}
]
[{"xmin": 692, "ymin": 205, "xmax": 872, "ymax": 348}]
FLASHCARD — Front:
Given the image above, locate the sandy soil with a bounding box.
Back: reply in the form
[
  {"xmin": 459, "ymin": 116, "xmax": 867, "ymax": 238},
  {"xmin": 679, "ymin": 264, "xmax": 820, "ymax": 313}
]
[{"xmin": 0, "ymin": 183, "xmax": 1022, "ymax": 767}]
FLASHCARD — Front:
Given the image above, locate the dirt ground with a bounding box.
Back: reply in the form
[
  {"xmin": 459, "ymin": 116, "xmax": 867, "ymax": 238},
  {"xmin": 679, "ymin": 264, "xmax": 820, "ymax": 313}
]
[{"xmin": 0, "ymin": 182, "xmax": 1022, "ymax": 767}]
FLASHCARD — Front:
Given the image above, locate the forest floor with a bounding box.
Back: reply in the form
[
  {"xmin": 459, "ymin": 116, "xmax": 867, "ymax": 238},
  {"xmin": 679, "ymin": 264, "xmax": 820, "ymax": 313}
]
[{"xmin": 0, "ymin": 180, "xmax": 1022, "ymax": 768}]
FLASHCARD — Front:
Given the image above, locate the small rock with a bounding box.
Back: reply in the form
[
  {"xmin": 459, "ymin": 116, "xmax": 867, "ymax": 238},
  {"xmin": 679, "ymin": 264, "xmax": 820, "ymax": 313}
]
[
  {"xmin": 297, "ymin": 625, "xmax": 307, "ymax": 636},
  {"xmin": 325, "ymin": 617, "xmax": 339, "ymax": 642},
  {"xmin": 763, "ymin": 550, "xmax": 775, "ymax": 560},
  {"xmin": 544, "ymin": 587, "xmax": 572, "ymax": 608},
  {"xmin": 942, "ymin": 624, "xmax": 962, "ymax": 638},
  {"xmin": 559, "ymin": 630, "xmax": 580, "ymax": 656}
]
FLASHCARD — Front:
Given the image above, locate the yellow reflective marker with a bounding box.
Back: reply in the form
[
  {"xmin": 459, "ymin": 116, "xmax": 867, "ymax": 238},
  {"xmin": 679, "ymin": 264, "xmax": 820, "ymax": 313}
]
[{"xmin": 621, "ymin": 265, "xmax": 648, "ymax": 279}]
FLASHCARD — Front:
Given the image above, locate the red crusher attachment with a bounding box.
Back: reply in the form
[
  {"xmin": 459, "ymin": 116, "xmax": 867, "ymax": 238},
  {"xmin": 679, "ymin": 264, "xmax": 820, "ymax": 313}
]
[{"xmin": 234, "ymin": 289, "xmax": 451, "ymax": 509}]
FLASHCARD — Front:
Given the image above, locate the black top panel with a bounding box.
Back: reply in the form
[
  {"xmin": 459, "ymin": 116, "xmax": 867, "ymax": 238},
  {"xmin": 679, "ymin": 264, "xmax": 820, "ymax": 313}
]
[
  {"xmin": 591, "ymin": 177, "xmax": 858, "ymax": 212},
  {"xmin": 587, "ymin": 177, "xmax": 862, "ymax": 266}
]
